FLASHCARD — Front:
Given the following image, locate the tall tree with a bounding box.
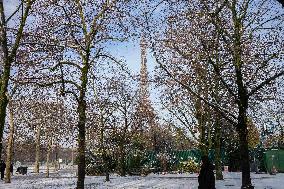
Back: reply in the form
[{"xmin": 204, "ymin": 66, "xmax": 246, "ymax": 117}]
[
  {"xmin": 152, "ymin": 1, "xmax": 284, "ymax": 188},
  {"xmin": 27, "ymin": 1, "xmax": 132, "ymax": 188},
  {"xmin": 0, "ymin": 0, "xmax": 37, "ymax": 158}
]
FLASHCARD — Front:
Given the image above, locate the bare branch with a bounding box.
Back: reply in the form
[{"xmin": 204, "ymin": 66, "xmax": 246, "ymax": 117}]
[
  {"xmin": 207, "ymin": 58, "xmax": 238, "ymax": 99},
  {"xmin": 9, "ymin": 1, "xmax": 33, "ymax": 60},
  {"xmin": 6, "ymin": 2, "xmax": 23, "ymax": 23},
  {"xmin": 51, "ymin": 61, "xmax": 82, "ymax": 72},
  {"xmin": 154, "ymin": 51, "xmax": 238, "ymax": 125},
  {"xmin": 248, "ymin": 70, "xmax": 284, "ymax": 97},
  {"xmin": 62, "ymin": 90, "xmax": 79, "ymax": 102}
]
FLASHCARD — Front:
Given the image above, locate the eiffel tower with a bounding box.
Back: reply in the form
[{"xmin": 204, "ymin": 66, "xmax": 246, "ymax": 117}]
[
  {"xmin": 137, "ymin": 37, "xmax": 156, "ymax": 121},
  {"xmin": 135, "ymin": 37, "xmax": 158, "ymax": 151}
]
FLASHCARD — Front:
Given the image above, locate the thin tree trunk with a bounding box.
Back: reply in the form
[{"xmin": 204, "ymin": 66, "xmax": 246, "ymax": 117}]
[
  {"xmin": 120, "ymin": 109, "xmax": 128, "ymax": 177},
  {"xmin": 104, "ymin": 153, "xmax": 110, "ymax": 182},
  {"xmin": 46, "ymin": 137, "xmax": 52, "ymax": 178},
  {"xmin": 213, "ymin": 50, "xmax": 223, "ymax": 180},
  {"xmin": 119, "ymin": 144, "xmax": 126, "ymax": 176},
  {"xmin": 196, "ymin": 98, "xmax": 207, "ymax": 156},
  {"xmin": 214, "ymin": 116, "xmax": 223, "ymax": 180},
  {"xmin": 5, "ymin": 104, "xmax": 14, "ymax": 183},
  {"xmin": 34, "ymin": 125, "xmax": 41, "ymax": 173},
  {"xmin": 76, "ymin": 100, "xmax": 86, "ymax": 189},
  {"xmin": 0, "ymin": 2, "xmax": 12, "ymax": 159},
  {"xmin": 0, "ymin": 95, "xmax": 8, "ymax": 160},
  {"xmin": 103, "ymin": 153, "xmax": 111, "ymax": 182},
  {"xmin": 105, "ymin": 171, "xmax": 110, "ymax": 182},
  {"xmin": 54, "ymin": 143, "xmax": 59, "ymax": 172}
]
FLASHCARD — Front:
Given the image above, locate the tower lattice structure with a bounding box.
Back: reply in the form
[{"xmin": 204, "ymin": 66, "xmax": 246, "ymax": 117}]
[
  {"xmin": 137, "ymin": 37, "xmax": 155, "ymax": 120},
  {"xmin": 135, "ymin": 37, "xmax": 160, "ymax": 152}
]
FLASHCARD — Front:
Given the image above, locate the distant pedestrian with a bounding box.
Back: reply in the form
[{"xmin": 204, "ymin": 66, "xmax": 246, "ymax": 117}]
[
  {"xmin": 0, "ymin": 160, "xmax": 6, "ymax": 180},
  {"xmin": 198, "ymin": 155, "xmax": 216, "ymax": 189}
]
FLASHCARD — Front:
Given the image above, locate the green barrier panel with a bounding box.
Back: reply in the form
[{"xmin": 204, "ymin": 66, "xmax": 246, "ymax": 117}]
[
  {"xmin": 127, "ymin": 149, "xmax": 228, "ymax": 170},
  {"xmin": 264, "ymin": 149, "xmax": 284, "ymax": 173}
]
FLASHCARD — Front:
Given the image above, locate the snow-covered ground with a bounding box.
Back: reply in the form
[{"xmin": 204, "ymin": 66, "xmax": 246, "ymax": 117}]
[{"xmin": 0, "ymin": 168, "xmax": 283, "ymax": 189}]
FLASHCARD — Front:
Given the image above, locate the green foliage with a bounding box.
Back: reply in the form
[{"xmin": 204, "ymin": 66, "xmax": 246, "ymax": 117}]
[
  {"xmin": 247, "ymin": 119, "xmax": 260, "ymax": 149},
  {"xmin": 177, "ymin": 158, "xmax": 199, "ymax": 173},
  {"xmin": 127, "ymin": 153, "xmax": 143, "ymax": 169},
  {"xmin": 86, "ymin": 163, "xmax": 105, "ymax": 176},
  {"xmin": 84, "ymin": 150, "xmax": 116, "ymax": 176},
  {"xmin": 126, "ymin": 151, "xmax": 151, "ymax": 175}
]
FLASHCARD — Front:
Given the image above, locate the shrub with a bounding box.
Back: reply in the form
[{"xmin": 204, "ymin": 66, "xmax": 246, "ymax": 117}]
[{"xmin": 177, "ymin": 158, "xmax": 199, "ymax": 173}]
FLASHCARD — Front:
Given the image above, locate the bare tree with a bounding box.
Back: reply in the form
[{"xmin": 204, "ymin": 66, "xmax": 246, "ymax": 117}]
[
  {"xmin": 151, "ymin": 0, "xmax": 284, "ymax": 188},
  {"xmin": 0, "ymin": 0, "xmax": 37, "ymax": 158},
  {"xmin": 23, "ymin": 1, "xmax": 134, "ymax": 187}
]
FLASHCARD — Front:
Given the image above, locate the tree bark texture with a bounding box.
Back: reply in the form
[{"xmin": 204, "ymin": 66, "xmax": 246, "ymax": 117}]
[
  {"xmin": 76, "ymin": 100, "xmax": 86, "ymax": 189},
  {"xmin": 214, "ymin": 117, "xmax": 223, "ymax": 180},
  {"xmin": 5, "ymin": 104, "xmax": 14, "ymax": 183},
  {"xmin": 119, "ymin": 143, "xmax": 126, "ymax": 176},
  {"xmin": 46, "ymin": 137, "xmax": 52, "ymax": 178},
  {"xmin": 34, "ymin": 125, "xmax": 41, "ymax": 173},
  {"xmin": 237, "ymin": 95, "xmax": 252, "ymax": 189}
]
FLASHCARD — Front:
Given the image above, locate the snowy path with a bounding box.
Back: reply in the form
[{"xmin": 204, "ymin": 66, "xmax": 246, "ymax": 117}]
[{"xmin": 0, "ymin": 171, "xmax": 283, "ymax": 189}]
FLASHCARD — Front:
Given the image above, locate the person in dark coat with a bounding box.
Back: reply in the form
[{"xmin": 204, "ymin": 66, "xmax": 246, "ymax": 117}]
[
  {"xmin": 0, "ymin": 160, "xmax": 6, "ymax": 180},
  {"xmin": 198, "ymin": 155, "xmax": 216, "ymax": 189}
]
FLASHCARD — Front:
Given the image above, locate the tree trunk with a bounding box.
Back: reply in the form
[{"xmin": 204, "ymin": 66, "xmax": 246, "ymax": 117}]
[
  {"xmin": 235, "ymin": 56, "xmax": 253, "ymax": 189},
  {"xmin": 120, "ymin": 155, "xmax": 126, "ymax": 176},
  {"xmin": 119, "ymin": 143, "xmax": 126, "ymax": 176},
  {"xmin": 46, "ymin": 138, "xmax": 52, "ymax": 178},
  {"xmin": 200, "ymin": 129, "xmax": 208, "ymax": 155},
  {"xmin": 34, "ymin": 125, "xmax": 41, "ymax": 173},
  {"xmin": 105, "ymin": 171, "xmax": 110, "ymax": 182},
  {"xmin": 235, "ymin": 66, "xmax": 253, "ymax": 188},
  {"xmin": 196, "ymin": 98, "xmax": 208, "ymax": 156},
  {"xmin": 212, "ymin": 73, "xmax": 223, "ymax": 180},
  {"xmin": 76, "ymin": 100, "xmax": 86, "ymax": 189},
  {"xmin": 5, "ymin": 105, "xmax": 14, "ymax": 183},
  {"xmin": 72, "ymin": 144, "xmax": 76, "ymax": 176},
  {"xmin": 102, "ymin": 150, "xmax": 111, "ymax": 182},
  {"xmin": 238, "ymin": 114, "xmax": 253, "ymax": 189},
  {"xmin": 104, "ymin": 153, "xmax": 110, "ymax": 182},
  {"xmin": 104, "ymin": 154, "xmax": 110, "ymax": 182},
  {"xmin": 54, "ymin": 143, "xmax": 59, "ymax": 172},
  {"xmin": 0, "ymin": 95, "xmax": 8, "ymax": 159},
  {"xmin": 0, "ymin": 1, "xmax": 11, "ymax": 158},
  {"xmin": 231, "ymin": 4, "xmax": 254, "ymax": 187},
  {"xmin": 214, "ymin": 116, "xmax": 223, "ymax": 180}
]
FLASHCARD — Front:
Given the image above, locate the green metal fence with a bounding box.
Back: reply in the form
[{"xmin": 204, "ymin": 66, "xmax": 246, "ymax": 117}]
[
  {"xmin": 264, "ymin": 149, "xmax": 284, "ymax": 173},
  {"xmin": 128, "ymin": 148, "xmax": 284, "ymax": 173}
]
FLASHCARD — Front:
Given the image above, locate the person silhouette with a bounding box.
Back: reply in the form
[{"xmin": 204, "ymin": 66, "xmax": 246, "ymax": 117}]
[
  {"xmin": 0, "ymin": 160, "xmax": 6, "ymax": 180},
  {"xmin": 198, "ymin": 155, "xmax": 216, "ymax": 189}
]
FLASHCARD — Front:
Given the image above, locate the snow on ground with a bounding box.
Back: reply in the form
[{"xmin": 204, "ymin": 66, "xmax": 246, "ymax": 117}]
[{"xmin": 0, "ymin": 168, "xmax": 283, "ymax": 189}]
